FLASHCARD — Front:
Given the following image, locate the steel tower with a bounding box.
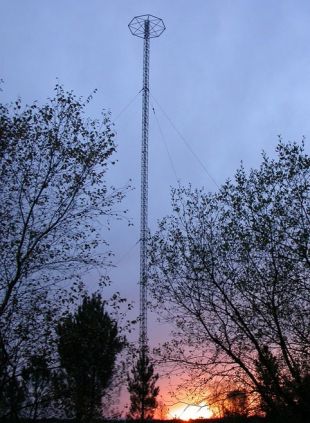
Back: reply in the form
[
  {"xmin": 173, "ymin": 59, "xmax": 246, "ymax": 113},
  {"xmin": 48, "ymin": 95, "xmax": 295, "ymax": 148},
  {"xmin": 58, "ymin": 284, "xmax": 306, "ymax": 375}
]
[{"xmin": 128, "ymin": 15, "xmax": 165, "ymax": 352}]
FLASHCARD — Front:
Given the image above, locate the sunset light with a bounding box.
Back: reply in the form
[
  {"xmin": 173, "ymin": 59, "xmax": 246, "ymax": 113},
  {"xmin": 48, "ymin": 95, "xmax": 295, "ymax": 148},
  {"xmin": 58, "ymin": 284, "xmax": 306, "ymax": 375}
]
[
  {"xmin": 169, "ymin": 402, "xmax": 213, "ymax": 420},
  {"xmin": 2, "ymin": 2, "xmax": 310, "ymax": 423}
]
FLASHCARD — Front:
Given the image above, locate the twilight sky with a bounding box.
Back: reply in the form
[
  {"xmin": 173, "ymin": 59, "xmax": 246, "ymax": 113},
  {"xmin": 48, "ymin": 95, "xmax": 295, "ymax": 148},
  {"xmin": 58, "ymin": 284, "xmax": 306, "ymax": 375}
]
[{"xmin": 1, "ymin": 0, "xmax": 310, "ymax": 414}]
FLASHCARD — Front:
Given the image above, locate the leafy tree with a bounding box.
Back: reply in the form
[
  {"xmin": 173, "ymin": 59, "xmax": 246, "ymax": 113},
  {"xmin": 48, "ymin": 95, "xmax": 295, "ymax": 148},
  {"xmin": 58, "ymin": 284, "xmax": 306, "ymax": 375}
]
[
  {"xmin": 254, "ymin": 345, "xmax": 285, "ymax": 418},
  {"xmin": 127, "ymin": 350, "xmax": 159, "ymax": 421},
  {"xmin": 224, "ymin": 390, "xmax": 248, "ymax": 418},
  {"xmin": 0, "ymin": 369, "xmax": 24, "ymax": 422},
  {"xmin": 149, "ymin": 141, "xmax": 309, "ymax": 421},
  {"xmin": 0, "ymin": 287, "xmax": 59, "ymax": 421},
  {"xmin": 0, "ymin": 85, "xmax": 127, "ymax": 419},
  {"xmin": 56, "ymin": 293, "xmax": 125, "ymax": 421},
  {"xmin": 21, "ymin": 353, "xmax": 53, "ymax": 420},
  {"xmin": 0, "ymin": 84, "xmax": 125, "ymax": 318}
]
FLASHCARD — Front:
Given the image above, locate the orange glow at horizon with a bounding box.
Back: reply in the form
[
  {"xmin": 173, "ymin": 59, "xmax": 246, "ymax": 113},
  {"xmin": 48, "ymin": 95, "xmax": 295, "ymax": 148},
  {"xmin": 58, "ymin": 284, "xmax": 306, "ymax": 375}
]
[{"xmin": 169, "ymin": 402, "xmax": 213, "ymax": 420}]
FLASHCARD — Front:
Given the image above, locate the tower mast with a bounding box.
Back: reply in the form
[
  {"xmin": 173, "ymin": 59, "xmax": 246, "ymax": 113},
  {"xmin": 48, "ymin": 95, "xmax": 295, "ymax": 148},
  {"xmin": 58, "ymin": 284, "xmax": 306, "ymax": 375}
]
[{"xmin": 128, "ymin": 15, "xmax": 165, "ymax": 353}]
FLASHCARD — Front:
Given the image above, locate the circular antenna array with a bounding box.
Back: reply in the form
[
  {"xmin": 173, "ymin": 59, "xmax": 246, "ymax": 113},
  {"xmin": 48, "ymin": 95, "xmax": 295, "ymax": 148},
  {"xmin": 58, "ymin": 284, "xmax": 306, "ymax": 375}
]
[{"xmin": 128, "ymin": 14, "xmax": 165, "ymax": 39}]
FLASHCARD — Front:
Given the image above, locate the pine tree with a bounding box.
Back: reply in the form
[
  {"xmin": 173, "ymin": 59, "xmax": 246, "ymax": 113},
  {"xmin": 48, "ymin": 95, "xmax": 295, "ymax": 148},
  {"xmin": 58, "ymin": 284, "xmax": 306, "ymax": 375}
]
[
  {"xmin": 127, "ymin": 351, "xmax": 159, "ymax": 421},
  {"xmin": 56, "ymin": 293, "xmax": 125, "ymax": 421}
]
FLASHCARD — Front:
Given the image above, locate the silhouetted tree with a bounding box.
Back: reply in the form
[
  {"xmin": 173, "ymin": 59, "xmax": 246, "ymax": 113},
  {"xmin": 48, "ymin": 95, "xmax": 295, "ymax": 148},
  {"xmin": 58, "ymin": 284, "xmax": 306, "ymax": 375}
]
[
  {"xmin": 0, "ymin": 85, "xmax": 128, "ymax": 419},
  {"xmin": 254, "ymin": 345, "xmax": 286, "ymax": 418},
  {"xmin": 224, "ymin": 390, "xmax": 248, "ymax": 418},
  {"xmin": 0, "ymin": 368, "xmax": 24, "ymax": 422},
  {"xmin": 21, "ymin": 353, "xmax": 53, "ymax": 420},
  {"xmin": 156, "ymin": 398, "xmax": 168, "ymax": 420},
  {"xmin": 296, "ymin": 374, "xmax": 310, "ymax": 420},
  {"xmin": 127, "ymin": 351, "xmax": 159, "ymax": 421},
  {"xmin": 149, "ymin": 141, "xmax": 309, "ymax": 420},
  {"xmin": 56, "ymin": 293, "xmax": 125, "ymax": 421}
]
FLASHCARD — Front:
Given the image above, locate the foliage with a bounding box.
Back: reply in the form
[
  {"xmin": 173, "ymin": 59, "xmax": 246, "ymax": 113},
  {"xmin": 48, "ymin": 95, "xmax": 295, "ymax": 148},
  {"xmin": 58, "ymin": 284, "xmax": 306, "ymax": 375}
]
[
  {"xmin": 149, "ymin": 141, "xmax": 309, "ymax": 421},
  {"xmin": 0, "ymin": 83, "xmax": 125, "ymax": 317},
  {"xmin": 156, "ymin": 398, "xmax": 169, "ymax": 420},
  {"xmin": 127, "ymin": 350, "xmax": 160, "ymax": 420},
  {"xmin": 224, "ymin": 390, "xmax": 248, "ymax": 418},
  {"xmin": 0, "ymin": 85, "xmax": 128, "ymax": 419},
  {"xmin": 56, "ymin": 293, "xmax": 125, "ymax": 421},
  {"xmin": 21, "ymin": 354, "xmax": 54, "ymax": 420},
  {"xmin": 254, "ymin": 346, "xmax": 284, "ymax": 418},
  {"xmin": 0, "ymin": 276, "xmax": 62, "ymax": 420},
  {"xmin": 0, "ymin": 369, "xmax": 24, "ymax": 422}
]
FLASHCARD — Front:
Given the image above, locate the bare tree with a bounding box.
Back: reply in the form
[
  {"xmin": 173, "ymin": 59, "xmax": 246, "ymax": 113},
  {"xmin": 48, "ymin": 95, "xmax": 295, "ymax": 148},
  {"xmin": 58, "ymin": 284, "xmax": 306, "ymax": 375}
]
[{"xmin": 149, "ymin": 141, "xmax": 309, "ymax": 421}]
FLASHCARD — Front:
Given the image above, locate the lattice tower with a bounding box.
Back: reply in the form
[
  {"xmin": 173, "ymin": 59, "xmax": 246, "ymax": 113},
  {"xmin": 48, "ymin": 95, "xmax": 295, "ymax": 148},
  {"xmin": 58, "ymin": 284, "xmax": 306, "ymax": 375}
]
[{"xmin": 128, "ymin": 15, "xmax": 165, "ymax": 353}]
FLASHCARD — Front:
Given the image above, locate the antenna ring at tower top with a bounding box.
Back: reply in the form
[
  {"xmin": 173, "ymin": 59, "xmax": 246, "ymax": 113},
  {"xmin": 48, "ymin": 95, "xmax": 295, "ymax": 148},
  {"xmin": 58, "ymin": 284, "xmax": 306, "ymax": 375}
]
[{"xmin": 128, "ymin": 14, "xmax": 165, "ymax": 39}]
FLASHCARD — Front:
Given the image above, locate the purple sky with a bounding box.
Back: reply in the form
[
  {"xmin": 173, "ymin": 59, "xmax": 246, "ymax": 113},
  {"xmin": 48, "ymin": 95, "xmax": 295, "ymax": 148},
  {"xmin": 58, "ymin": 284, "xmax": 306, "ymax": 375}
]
[{"xmin": 1, "ymin": 0, "xmax": 310, "ymax": 413}]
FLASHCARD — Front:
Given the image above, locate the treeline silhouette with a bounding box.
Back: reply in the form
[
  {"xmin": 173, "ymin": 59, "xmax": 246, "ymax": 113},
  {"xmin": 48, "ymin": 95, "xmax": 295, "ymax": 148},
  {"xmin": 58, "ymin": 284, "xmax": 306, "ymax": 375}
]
[{"xmin": 1, "ymin": 87, "xmax": 309, "ymax": 423}]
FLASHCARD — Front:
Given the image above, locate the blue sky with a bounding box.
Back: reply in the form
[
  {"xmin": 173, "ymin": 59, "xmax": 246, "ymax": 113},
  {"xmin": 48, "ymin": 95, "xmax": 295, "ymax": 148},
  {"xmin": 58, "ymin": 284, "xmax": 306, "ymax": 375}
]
[{"xmin": 2, "ymin": 0, "xmax": 310, "ymax": 411}]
